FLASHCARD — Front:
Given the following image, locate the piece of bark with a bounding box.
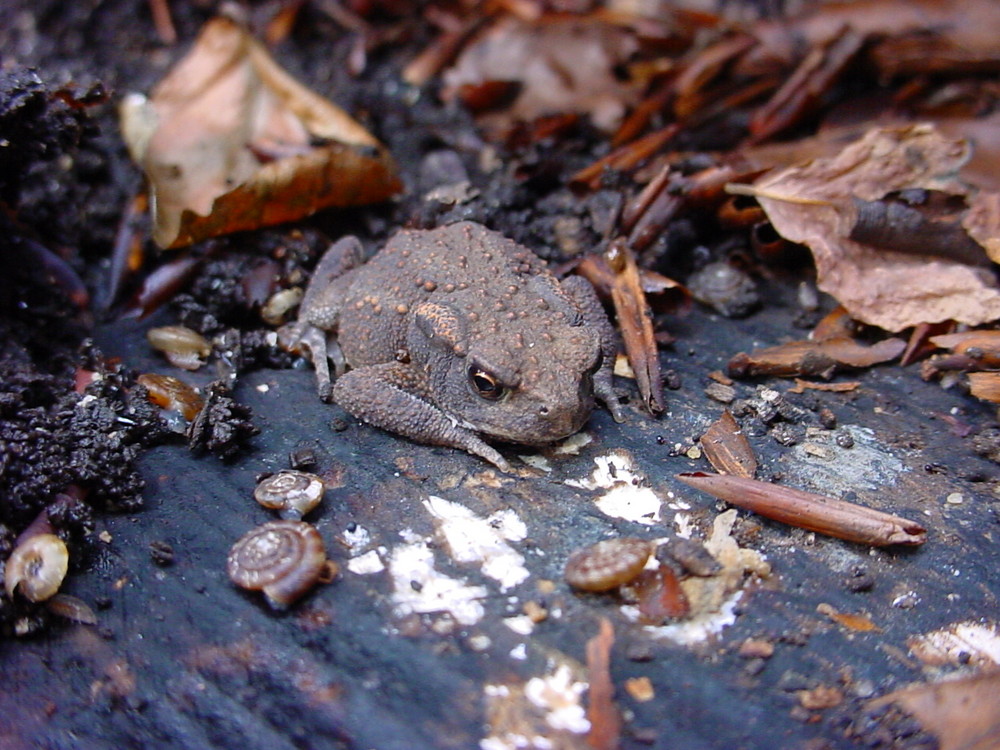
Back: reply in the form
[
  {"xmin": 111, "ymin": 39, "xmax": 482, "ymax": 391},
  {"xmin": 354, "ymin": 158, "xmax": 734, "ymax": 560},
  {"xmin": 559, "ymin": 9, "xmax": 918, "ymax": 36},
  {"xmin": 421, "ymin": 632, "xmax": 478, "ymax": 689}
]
[
  {"xmin": 676, "ymin": 472, "xmax": 926, "ymax": 546},
  {"xmin": 586, "ymin": 618, "xmax": 620, "ymax": 750},
  {"xmin": 901, "ymin": 321, "xmax": 955, "ymax": 367},
  {"xmin": 604, "ymin": 239, "xmax": 665, "ymax": 415},
  {"xmin": 968, "ymin": 372, "xmax": 1000, "ymax": 403},
  {"xmin": 630, "ymin": 567, "xmax": 690, "ymax": 623},
  {"xmin": 570, "ymin": 125, "xmax": 678, "ymax": 190},
  {"xmin": 700, "ymin": 410, "xmax": 757, "ymax": 478},
  {"xmin": 930, "ymin": 330, "xmax": 1000, "ymax": 368},
  {"xmin": 748, "ymin": 25, "xmax": 864, "ymax": 143},
  {"xmin": 728, "ymin": 336, "xmax": 905, "ymax": 379},
  {"xmin": 787, "ymin": 378, "xmax": 860, "ymax": 394}
]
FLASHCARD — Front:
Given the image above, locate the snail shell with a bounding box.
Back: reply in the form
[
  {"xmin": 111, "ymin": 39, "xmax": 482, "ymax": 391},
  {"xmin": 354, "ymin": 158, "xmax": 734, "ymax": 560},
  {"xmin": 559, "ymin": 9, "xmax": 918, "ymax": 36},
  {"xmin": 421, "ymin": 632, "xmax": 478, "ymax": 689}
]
[
  {"xmin": 227, "ymin": 520, "xmax": 327, "ymax": 608},
  {"xmin": 254, "ymin": 470, "xmax": 325, "ymax": 519},
  {"xmin": 686, "ymin": 262, "xmax": 758, "ymax": 318},
  {"xmin": 564, "ymin": 537, "xmax": 652, "ymax": 592},
  {"xmin": 5, "ymin": 533, "xmax": 69, "ymax": 602},
  {"xmin": 147, "ymin": 325, "xmax": 211, "ymax": 371}
]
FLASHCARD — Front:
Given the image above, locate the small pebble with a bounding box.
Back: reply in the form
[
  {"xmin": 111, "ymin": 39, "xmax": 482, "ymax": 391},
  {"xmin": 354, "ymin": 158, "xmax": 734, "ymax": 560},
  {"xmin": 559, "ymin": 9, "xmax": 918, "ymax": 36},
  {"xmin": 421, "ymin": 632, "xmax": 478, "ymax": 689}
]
[
  {"xmin": 704, "ymin": 381, "xmax": 736, "ymax": 404},
  {"xmin": 945, "ymin": 492, "xmax": 964, "ymax": 505}
]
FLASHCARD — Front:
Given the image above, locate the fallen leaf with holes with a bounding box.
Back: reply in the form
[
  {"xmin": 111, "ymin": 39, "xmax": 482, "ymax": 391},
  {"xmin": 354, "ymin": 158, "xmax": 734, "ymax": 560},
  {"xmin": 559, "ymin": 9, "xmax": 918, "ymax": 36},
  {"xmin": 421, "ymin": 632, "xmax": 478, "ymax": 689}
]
[
  {"xmin": 441, "ymin": 15, "xmax": 639, "ymax": 135},
  {"xmin": 120, "ymin": 14, "xmax": 400, "ymax": 248},
  {"xmin": 742, "ymin": 124, "xmax": 1000, "ymax": 331},
  {"xmin": 870, "ymin": 670, "xmax": 1000, "ymax": 750}
]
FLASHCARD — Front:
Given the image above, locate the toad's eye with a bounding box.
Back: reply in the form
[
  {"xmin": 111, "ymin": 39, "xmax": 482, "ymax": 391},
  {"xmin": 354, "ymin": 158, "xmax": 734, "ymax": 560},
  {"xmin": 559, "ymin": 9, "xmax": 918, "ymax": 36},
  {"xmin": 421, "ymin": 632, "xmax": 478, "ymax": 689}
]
[{"xmin": 468, "ymin": 367, "xmax": 506, "ymax": 401}]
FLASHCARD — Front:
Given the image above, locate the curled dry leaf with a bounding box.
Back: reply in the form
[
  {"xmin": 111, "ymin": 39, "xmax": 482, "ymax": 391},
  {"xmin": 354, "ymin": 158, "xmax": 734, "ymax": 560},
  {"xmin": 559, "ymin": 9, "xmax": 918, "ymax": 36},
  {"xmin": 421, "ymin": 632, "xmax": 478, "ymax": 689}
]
[
  {"xmin": 441, "ymin": 15, "xmax": 639, "ymax": 135},
  {"xmin": 727, "ymin": 336, "xmax": 905, "ymax": 379},
  {"xmin": 739, "ymin": 124, "xmax": 1000, "ymax": 331},
  {"xmin": 120, "ymin": 14, "xmax": 401, "ymax": 249},
  {"xmin": 676, "ymin": 471, "xmax": 926, "ymax": 547},
  {"xmin": 700, "ymin": 410, "xmax": 757, "ymax": 478},
  {"xmin": 870, "ymin": 671, "xmax": 1000, "ymax": 750}
]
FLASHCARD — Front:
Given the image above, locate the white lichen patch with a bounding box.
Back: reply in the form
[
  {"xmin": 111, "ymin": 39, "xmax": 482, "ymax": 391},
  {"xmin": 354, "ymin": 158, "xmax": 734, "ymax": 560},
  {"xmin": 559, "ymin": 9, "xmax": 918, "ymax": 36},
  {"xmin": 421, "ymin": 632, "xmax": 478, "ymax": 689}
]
[
  {"xmin": 346, "ymin": 548, "xmax": 384, "ymax": 575},
  {"xmin": 341, "ymin": 524, "xmax": 371, "ymax": 552},
  {"xmin": 387, "ymin": 542, "xmax": 488, "ymax": 626},
  {"xmin": 565, "ymin": 450, "xmax": 662, "ymax": 525},
  {"xmin": 908, "ymin": 621, "xmax": 1000, "ymax": 668},
  {"xmin": 552, "ymin": 432, "xmax": 593, "ymax": 455},
  {"xmin": 519, "ymin": 454, "xmax": 553, "ymax": 472},
  {"xmin": 480, "ymin": 665, "xmax": 590, "ymax": 750},
  {"xmin": 787, "ymin": 425, "xmax": 904, "ymax": 493},
  {"xmin": 525, "ymin": 665, "xmax": 590, "ymax": 733},
  {"xmin": 424, "ymin": 496, "xmax": 529, "ymax": 592}
]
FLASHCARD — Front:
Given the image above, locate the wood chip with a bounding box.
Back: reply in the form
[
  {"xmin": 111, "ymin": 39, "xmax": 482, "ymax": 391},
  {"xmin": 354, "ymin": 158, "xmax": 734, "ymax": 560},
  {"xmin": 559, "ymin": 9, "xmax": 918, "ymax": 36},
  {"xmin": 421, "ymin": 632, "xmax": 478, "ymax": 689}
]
[
  {"xmin": 586, "ymin": 618, "xmax": 620, "ymax": 750},
  {"xmin": 700, "ymin": 410, "xmax": 757, "ymax": 478}
]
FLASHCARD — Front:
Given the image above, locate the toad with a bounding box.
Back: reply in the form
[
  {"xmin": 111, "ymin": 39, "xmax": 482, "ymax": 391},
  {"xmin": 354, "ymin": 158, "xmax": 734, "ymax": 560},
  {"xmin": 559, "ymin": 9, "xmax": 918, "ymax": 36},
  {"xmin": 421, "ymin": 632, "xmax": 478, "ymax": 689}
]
[{"xmin": 287, "ymin": 221, "xmax": 624, "ymax": 471}]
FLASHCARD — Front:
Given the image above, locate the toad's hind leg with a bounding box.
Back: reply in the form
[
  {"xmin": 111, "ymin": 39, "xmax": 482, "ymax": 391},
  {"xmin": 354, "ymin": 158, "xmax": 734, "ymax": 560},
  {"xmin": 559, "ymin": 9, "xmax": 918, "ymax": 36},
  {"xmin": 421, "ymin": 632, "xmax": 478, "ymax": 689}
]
[{"xmin": 333, "ymin": 362, "xmax": 512, "ymax": 472}]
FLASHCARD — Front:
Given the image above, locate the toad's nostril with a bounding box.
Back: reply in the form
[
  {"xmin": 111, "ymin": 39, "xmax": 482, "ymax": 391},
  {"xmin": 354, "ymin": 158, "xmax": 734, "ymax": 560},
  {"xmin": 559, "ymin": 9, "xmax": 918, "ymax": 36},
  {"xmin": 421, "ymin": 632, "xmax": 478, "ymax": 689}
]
[{"xmin": 539, "ymin": 405, "xmax": 550, "ymax": 416}]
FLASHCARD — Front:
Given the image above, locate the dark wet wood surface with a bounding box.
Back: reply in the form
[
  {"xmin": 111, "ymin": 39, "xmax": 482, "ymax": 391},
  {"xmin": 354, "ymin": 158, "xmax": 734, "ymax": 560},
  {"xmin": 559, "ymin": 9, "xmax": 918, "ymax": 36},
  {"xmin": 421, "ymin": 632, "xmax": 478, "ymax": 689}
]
[{"xmin": 3, "ymin": 286, "xmax": 998, "ymax": 750}]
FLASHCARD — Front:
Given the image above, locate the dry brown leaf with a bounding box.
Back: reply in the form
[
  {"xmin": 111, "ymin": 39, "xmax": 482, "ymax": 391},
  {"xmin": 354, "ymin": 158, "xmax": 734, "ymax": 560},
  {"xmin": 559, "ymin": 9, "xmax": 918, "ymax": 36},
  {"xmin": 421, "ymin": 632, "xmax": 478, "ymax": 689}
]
[
  {"xmin": 120, "ymin": 14, "xmax": 400, "ymax": 248},
  {"xmin": 871, "ymin": 670, "xmax": 1000, "ymax": 750},
  {"xmin": 676, "ymin": 472, "xmax": 926, "ymax": 546},
  {"xmin": 742, "ymin": 125, "xmax": 1000, "ymax": 331},
  {"xmin": 441, "ymin": 15, "xmax": 639, "ymax": 135},
  {"xmin": 700, "ymin": 410, "xmax": 757, "ymax": 478}
]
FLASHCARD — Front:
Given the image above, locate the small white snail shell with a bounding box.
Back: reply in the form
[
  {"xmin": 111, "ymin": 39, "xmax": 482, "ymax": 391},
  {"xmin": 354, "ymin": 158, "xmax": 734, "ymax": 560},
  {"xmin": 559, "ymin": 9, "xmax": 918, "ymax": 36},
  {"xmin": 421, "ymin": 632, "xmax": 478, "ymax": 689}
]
[
  {"xmin": 227, "ymin": 520, "xmax": 328, "ymax": 609},
  {"xmin": 146, "ymin": 325, "xmax": 212, "ymax": 371},
  {"xmin": 253, "ymin": 470, "xmax": 325, "ymax": 519},
  {"xmin": 5, "ymin": 533, "xmax": 69, "ymax": 602}
]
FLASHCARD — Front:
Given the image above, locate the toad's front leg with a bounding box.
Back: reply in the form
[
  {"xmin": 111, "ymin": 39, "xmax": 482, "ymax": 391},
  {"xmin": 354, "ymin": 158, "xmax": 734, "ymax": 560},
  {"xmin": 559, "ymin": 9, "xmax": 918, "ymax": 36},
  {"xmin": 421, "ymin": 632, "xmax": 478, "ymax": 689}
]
[{"xmin": 332, "ymin": 362, "xmax": 512, "ymax": 472}]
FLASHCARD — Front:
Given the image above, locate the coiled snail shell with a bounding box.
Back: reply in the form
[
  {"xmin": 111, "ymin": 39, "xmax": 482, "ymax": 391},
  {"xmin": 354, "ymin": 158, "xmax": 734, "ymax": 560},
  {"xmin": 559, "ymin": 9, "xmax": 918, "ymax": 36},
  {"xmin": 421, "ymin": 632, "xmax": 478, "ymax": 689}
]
[
  {"xmin": 253, "ymin": 471, "xmax": 325, "ymax": 519},
  {"xmin": 227, "ymin": 520, "xmax": 327, "ymax": 609},
  {"xmin": 5, "ymin": 533, "xmax": 69, "ymax": 602},
  {"xmin": 564, "ymin": 537, "xmax": 652, "ymax": 592}
]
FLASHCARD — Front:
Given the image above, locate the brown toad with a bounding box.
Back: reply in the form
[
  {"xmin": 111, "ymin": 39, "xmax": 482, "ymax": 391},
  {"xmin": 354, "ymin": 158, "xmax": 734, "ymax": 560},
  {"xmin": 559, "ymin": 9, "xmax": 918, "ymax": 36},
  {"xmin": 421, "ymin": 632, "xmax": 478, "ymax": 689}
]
[{"xmin": 287, "ymin": 221, "xmax": 623, "ymax": 471}]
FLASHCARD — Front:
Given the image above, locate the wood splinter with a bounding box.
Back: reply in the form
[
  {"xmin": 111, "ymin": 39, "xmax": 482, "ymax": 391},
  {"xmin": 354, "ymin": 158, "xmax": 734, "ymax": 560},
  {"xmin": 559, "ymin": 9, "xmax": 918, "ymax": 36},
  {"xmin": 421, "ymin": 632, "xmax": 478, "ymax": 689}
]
[{"xmin": 676, "ymin": 472, "xmax": 926, "ymax": 547}]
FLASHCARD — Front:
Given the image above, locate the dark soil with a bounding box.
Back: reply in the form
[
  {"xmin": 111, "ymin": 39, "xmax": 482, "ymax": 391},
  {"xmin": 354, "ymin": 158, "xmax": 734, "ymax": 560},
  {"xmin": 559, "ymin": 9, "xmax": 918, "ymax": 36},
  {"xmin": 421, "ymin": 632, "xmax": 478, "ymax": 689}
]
[{"xmin": 1, "ymin": 2, "xmax": 997, "ymax": 749}]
